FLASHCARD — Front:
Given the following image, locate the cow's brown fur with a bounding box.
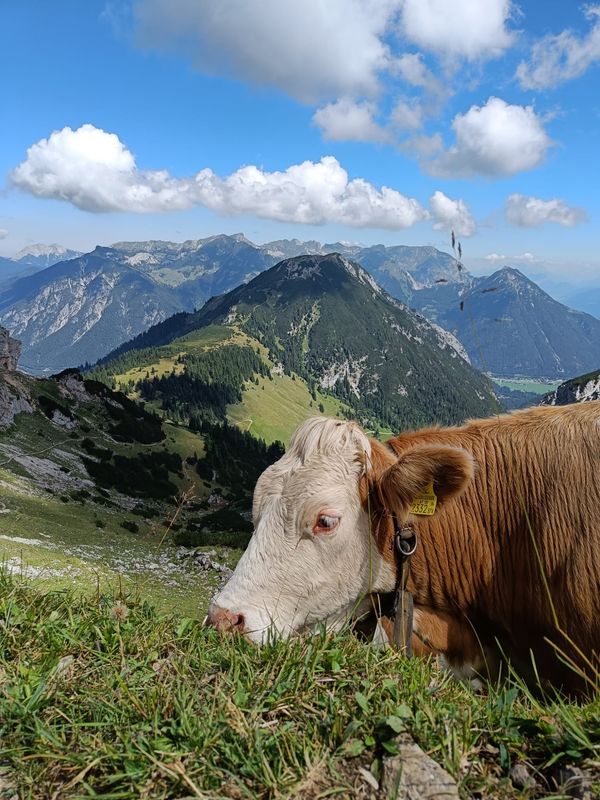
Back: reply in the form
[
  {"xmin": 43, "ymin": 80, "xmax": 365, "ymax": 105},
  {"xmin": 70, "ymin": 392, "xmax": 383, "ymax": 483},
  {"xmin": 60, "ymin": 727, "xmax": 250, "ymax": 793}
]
[{"xmin": 364, "ymin": 403, "xmax": 600, "ymax": 695}]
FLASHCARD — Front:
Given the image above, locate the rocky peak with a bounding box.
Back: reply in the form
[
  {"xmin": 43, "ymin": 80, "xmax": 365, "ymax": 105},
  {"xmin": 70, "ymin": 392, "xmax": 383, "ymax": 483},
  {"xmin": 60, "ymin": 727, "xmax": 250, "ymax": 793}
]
[{"xmin": 0, "ymin": 326, "xmax": 21, "ymax": 370}]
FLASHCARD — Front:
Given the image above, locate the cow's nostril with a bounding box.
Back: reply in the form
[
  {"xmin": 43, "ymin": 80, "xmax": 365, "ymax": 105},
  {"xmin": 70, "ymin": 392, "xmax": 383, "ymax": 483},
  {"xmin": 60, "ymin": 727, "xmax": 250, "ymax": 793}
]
[
  {"xmin": 206, "ymin": 604, "xmax": 246, "ymax": 634},
  {"xmin": 231, "ymin": 612, "xmax": 245, "ymax": 631}
]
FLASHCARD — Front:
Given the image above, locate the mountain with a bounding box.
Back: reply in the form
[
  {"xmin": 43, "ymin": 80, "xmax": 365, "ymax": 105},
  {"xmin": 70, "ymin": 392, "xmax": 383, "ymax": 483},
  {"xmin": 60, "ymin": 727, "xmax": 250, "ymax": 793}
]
[
  {"xmin": 106, "ymin": 233, "xmax": 275, "ymax": 304},
  {"xmin": 100, "ymin": 253, "xmax": 499, "ymax": 430},
  {"xmin": 13, "ymin": 243, "xmax": 82, "ymax": 268},
  {"xmin": 439, "ymin": 268, "xmax": 600, "ymax": 379},
  {"xmin": 540, "ymin": 368, "xmax": 600, "ymax": 405},
  {"xmin": 0, "ymin": 244, "xmax": 81, "ymax": 290},
  {"xmin": 2, "ymin": 232, "xmax": 598, "ymax": 381},
  {"xmin": 0, "ymin": 256, "xmax": 28, "ymax": 289},
  {"xmin": 0, "ymin": 253, "xmax": 183, "ymax": 373},
  {"xmin": 0, "ymin": 235, "xmax": 277, "ymax": 373},
  {"xmin": 0, "ymin": 325, "xmax": 20, "ymax": 370},
  {"xmin": 0, "ymin": 362, "xmax": 290, "ymax": 616},
  {"xmin": 262, "ymin": 238, "xmax": 326, "ymax": 259},
  {"xmin": 263, "ymin": 240, "xmax": 469, "ymax": 311}
]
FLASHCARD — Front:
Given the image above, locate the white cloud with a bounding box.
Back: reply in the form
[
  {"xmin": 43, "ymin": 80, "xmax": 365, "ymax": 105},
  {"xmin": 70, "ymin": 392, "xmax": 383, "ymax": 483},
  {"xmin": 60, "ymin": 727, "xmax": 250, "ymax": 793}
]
[
  {"xmin": 10, "ymin": 124, "xmax": 193, "ymax": 213},
  {"xmin": 391, "ymin": 99, "xmax": 424, "ymax": 131},
  {"xmin": 11, "ymin": 124, "xmax": 429, "ymax": 230},
  {"xmin": 516, "ymin": 5, "xmax": 600, "ymax": 90},
  {"xmin": 399, "ymin": 0, "xmax": 515, "ymax": 61},
  {"xmin": 429, "ymin": 191, "xmax": 476, "ymax": 236},
  {"xmin": 505, "ymin": 194, "xmax": 588, "ymax": 228},
  {"xmin": 313, "ymin": 99, "xmax": 390, "ymax": 142},
  {"xmin": 133, "ymin": 0, "xmax": 398, "ymax": 104},
  {"xmin": 484, "ymin": 251, "xmax": 537, "ymax": 262},
  {"xmin": 0, "ymin": 229, "xmax": 8, "ymax": 240},
  {"xmin": 428, "ymin": 97, "xmax": 552, "ymax": 176},
  {"xmin": 393, "ymin": 53, "xmax": 443, "ymax": 94}
]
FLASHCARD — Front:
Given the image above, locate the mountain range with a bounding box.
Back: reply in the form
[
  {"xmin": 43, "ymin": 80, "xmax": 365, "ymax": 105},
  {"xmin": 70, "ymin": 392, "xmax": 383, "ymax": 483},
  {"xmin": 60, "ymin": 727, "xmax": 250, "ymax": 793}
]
[
  {"xmin": 0, "ymin": 235, "xmax": 274, "ymax": 372},
  {"xmin": 97, "ymin": 252, "xmax": 499, "ymax": 431},
  {"xmin": 438, "ymin": 268, "xmax": 600, "ymax": 378},
  {"xmin": 0, "ymin": 244, "xmax": 81, "ymax": 288},
  {"xmin": 0, "ymin": 235, "xmax": 598, "ymax": 379}
]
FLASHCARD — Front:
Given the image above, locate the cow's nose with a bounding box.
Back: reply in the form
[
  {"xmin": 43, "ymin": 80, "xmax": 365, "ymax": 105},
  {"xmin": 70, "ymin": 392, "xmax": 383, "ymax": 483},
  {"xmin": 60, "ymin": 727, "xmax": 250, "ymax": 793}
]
[{"xmin": 206, "ymin": 604, "xmax": 246, "ymax": 634}]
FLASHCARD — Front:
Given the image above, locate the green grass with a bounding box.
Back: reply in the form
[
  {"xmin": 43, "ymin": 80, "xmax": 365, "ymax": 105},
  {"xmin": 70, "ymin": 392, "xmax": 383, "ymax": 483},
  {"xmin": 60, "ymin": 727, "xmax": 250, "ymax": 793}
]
[
  {"xmin": 1, "ymin": 573, "xmax": 598, "ymax": 799},
  {"xmin": 228, "ymin": 373, "xmax": 350, "ymax": 445},
  {"xmin": 492, "ymin": 379, "xmax": 562, "ymax": 395},
  {"xmin": 97, "ymin": 323, "xmax": 352, "ymax": 447},
  {"xmin": 0, "ymin": 477, "xmax": 224, "ymax": 617}
]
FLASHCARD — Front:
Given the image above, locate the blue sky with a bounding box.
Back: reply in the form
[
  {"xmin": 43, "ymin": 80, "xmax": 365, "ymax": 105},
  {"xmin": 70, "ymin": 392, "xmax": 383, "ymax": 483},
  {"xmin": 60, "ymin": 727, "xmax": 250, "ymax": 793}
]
[{"xmin": 1, "ymin": 0, "xmax": 599, "ymax": 289}]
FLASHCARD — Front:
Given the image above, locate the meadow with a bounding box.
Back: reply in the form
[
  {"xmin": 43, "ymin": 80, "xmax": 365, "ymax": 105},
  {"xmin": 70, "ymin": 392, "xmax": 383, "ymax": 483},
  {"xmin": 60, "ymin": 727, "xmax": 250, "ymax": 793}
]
[{"xmin": 0, "ymin": 571, "xmax": 598, "ymax": 799}]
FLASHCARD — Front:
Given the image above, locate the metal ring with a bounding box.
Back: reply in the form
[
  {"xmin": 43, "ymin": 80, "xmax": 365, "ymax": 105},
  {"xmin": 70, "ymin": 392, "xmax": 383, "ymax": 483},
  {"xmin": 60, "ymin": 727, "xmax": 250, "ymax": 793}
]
[{"xmin": 395, "ymin": 532, "xmax": 418, "ymax": 557}]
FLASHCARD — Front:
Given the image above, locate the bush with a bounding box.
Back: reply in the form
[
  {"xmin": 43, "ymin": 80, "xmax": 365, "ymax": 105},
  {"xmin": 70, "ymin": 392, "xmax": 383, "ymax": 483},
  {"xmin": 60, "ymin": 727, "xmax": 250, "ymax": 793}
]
[{"xmin": 173, "ymin": 529, "xmax": 252, "ymax": 549}]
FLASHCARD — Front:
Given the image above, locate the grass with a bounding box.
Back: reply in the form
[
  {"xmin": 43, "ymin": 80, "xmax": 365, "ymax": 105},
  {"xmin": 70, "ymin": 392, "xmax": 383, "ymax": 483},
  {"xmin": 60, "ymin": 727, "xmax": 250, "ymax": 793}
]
[
  {"xmin": 101, "ymin": 323, "xmax": 353, "ymax": 447},
  {"xmin": 1, "ymin": 572, "xmax": 598, "ymax": 799},
  {"xmin": 492, "ymin": 379, "xmax": 562, "ymax": 396},
  {"xmin": 111, "ymin": 326, "xmax": 244, "ymax": 391},
  {"xmin": 228, "ymin": 373, "xmax": 350, "ymax": 445}
]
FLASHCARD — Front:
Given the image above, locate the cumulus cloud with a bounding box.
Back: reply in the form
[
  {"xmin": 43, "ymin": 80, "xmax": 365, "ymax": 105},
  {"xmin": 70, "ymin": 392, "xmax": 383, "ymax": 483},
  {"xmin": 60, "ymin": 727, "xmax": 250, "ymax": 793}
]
[
  {"xmin": 484, "ymin": 251, "xmax": 537, "ymax": 262},
  {"xmin": 505, "ymin": 194, "xmax": 588, "ymax": 228},
  {"xmin": 10, "ymin": 124, "xmax": 429, "ymax": 229},
  {"xmin": 429, "ymin": 191, "xmax": 476, "ymax": 236},
  {"xmin": 130, "ymin": 0, "xmax": 522, "ymax": 148},
  {"xmin": 312, "ymin": 99, "xmax": 390, "ymax": 142},
  {"xmin": 133, "ymin": 0, "xmax": 396, "ymax": 104},
  {"xmin": 10, "ymin": 124, "xmax": 193, "ymax": 213},
  {"xmin": 399, "ymin": 0, "xmax": 515, "ymax": 61},
  {"xmin": 393, "ymin": 53, "xmax": 444, "ymax": 95},
  {"xmin": 427, "ymin": 97, "xmax": 552, "ymax": 177},
  {"xmin": 0, "ymin": 229, "xmax": 8, "ymax": 240},
  {"xmin": 391, "ymin": 99, "xmax": 425, "ymax": 131},
  {"xmin": 516, "ymin": 5, "xmax": 600, "ymax": 89}
]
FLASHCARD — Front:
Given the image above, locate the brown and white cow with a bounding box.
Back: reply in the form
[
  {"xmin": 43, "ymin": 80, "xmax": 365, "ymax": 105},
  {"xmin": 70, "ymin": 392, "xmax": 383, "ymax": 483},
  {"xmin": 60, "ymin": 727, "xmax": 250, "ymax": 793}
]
[{"xmin": 207, "ymin": 404, "xmax": 600, "ymax": 694}]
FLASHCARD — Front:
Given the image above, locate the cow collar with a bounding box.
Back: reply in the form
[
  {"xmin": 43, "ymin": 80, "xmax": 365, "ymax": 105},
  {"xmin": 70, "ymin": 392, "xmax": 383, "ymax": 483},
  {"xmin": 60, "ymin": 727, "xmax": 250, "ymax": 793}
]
[
  {"xmin": 389, "ymin": 516, "xmax": 417, "ymax": 655},
  {"xmin": 371, "ymin": 508, "xmax": 418, "ymax": 654}
]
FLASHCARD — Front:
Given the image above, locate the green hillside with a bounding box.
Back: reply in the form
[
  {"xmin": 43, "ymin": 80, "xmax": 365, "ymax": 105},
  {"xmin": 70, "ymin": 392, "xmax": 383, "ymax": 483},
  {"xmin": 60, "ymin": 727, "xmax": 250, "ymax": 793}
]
[
  {"xmin": 91, "ymin": 323, "xmax": 355, "ymax": 445},
  {"xmin": 98, "ymin": 254, "xmax": 500, "ymax": 432},
  {"xmin": 0, "ymin": 368, "xmax": 279, "ymax": 613}
]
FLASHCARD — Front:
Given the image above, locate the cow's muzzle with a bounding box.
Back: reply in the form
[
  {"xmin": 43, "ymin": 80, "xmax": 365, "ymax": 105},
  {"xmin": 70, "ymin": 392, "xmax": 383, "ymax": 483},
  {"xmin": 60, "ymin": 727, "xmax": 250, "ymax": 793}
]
[{"xmin": 205, "ymin": 604, "xmax": 247, "ymax": 635}]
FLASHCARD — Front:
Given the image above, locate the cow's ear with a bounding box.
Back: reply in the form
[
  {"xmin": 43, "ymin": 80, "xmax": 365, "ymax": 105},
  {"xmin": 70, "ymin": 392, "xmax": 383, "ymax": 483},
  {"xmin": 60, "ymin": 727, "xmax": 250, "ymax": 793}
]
[{"xmin": 375, "ymin": 445, "xmax": 474, "ymax": 516}]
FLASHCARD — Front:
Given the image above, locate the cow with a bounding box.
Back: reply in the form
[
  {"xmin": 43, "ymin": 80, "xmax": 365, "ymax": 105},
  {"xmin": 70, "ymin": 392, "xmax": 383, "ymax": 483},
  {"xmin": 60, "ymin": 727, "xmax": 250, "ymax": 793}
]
[{"xmin": 207, "ymin": 404, "xmax": 600, "ymax": 695}]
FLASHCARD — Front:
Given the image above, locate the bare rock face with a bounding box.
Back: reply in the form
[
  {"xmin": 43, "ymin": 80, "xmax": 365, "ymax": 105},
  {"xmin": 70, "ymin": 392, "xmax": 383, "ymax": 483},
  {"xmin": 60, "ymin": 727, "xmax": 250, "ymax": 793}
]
[
  {"xmin": 0, "ymin": 326, "xmax": 21, "ymax": 370},
  {"xmin": 0, "ymin": 373, "xmax": 33, "ymax": 428}
]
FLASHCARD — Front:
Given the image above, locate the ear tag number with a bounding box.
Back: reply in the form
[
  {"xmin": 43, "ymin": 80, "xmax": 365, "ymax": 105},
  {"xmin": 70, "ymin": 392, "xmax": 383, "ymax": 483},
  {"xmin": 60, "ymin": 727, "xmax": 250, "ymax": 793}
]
[{"xmin": 410, "ymin": 481, "xmax": 437, "ymax": 516}]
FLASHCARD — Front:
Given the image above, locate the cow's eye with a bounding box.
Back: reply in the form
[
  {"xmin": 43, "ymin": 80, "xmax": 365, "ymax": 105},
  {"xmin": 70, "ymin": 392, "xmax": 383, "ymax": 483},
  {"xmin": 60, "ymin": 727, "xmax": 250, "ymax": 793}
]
[{"xmin": 313, "ymin": 514, "xmax": 340, "ymax": 535}]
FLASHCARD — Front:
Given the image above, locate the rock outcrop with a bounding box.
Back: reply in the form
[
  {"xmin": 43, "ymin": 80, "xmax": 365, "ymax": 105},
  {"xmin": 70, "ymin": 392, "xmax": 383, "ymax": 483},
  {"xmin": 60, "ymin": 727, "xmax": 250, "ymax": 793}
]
[{"xmin": 0, "ymin": 326, "xmax": 20, "ymax": 370}]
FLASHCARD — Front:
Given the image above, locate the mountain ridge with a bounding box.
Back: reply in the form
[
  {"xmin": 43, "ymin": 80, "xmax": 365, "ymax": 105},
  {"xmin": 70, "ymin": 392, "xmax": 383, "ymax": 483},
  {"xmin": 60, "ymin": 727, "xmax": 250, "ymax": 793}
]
[
  {"xmin": 98, "ymin": 252, "xmax": 499, "ymax": 430},
  {"xmin": 440, "ymin": 267, "xmax": 600, "ymax": 378},
  {"xmin": 1, "ymin": 234, "xmax": 598, "ymax": 378}
]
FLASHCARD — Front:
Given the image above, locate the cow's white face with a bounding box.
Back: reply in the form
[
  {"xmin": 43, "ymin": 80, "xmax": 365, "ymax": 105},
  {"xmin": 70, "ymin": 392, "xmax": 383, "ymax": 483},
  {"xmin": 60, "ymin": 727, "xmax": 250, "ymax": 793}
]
[
  {"xmin": 208, "ymin": 418, "xmax": 395, "ymax": 643},
  {"xmin": 207, "ymin": 416, "xmax": 474, "ymax": 644}
]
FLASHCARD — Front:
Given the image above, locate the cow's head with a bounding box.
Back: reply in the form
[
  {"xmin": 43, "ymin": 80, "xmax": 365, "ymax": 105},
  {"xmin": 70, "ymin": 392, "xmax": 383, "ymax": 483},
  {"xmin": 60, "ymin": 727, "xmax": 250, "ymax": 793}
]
[{"xmin": 207, "ymin": 417, "xmax": 473, "ymax": 643}]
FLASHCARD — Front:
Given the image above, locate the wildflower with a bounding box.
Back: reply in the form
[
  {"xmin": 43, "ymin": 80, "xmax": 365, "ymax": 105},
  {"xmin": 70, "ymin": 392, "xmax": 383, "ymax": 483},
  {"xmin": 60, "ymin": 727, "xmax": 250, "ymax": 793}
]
[{"xmin": 110, "ymin": 601, "xmax": 129, "ymax": 622}]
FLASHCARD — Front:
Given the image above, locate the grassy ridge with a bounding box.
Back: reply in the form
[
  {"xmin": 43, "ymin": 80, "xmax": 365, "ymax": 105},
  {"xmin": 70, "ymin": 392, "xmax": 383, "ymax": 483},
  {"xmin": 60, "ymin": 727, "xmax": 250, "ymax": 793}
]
[
  {"xmin": 1, "ymin": 573, "xmax": 598, "ymax": 799},
  {"xmin": 94, "ymin": 323, "xmax": 352, "ymax": 446}
]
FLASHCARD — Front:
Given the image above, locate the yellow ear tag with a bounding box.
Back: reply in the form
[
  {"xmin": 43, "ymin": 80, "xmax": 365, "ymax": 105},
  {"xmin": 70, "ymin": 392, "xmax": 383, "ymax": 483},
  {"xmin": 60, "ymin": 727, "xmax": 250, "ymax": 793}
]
[{"xmin": 410, "ymin": 481, "xmax": 437, "ymax": 516}]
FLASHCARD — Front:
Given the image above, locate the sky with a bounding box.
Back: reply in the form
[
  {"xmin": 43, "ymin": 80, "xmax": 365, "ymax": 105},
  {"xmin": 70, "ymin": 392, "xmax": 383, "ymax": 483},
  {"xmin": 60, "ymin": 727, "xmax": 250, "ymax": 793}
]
[{"xmin": 1, "ymin": 0, "xmax": 599, "ymax": 290}]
